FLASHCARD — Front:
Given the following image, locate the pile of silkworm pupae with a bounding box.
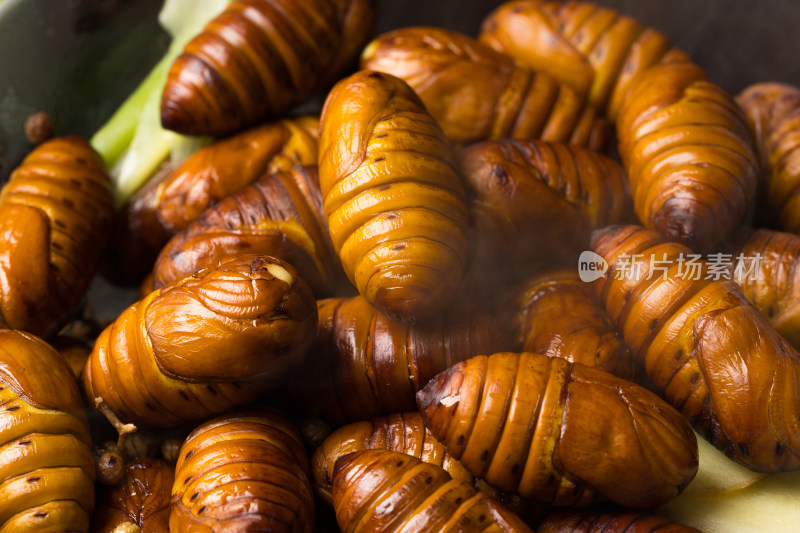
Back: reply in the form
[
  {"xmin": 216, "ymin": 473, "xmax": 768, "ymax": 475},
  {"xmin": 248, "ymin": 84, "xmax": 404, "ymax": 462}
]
[{"xmin": 1, "ymin": 1, "xmax": 799, "ymax": 532}]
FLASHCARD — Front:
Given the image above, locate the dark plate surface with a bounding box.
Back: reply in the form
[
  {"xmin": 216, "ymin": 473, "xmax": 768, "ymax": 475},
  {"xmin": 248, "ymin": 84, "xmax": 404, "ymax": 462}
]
[{"xmin": 0, "ymin": 0, "xmax": 168, "ymax": 182}]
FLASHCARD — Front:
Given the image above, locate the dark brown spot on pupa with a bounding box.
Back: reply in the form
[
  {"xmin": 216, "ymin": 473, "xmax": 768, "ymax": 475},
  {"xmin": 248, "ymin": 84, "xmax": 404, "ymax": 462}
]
[
  {"xmin": 480, "ymin": 450, "xmax": 489, "ymax": 461},
  {"xmin": 425, "ymin": 476, "xmax": 433, "ymax": 484},
  {"xmin": 197, "ymin": 506, "xmax": 207, "ymax": 515},
  {"xmin": 18, "ymin": 440, "xmax": 31, "ymax": 446},
  {"xmin": 493, "ymin": 165, "xmax": 509, "ymax": 184},
  {"xmin": 378, "ymin": 185, "xmax": 391, "ymax": 191},
  {"xmin": 27, "ymin": 476, "xmax": 40, "ymax": 482},
  {"xmin": 396, "ymin": 460, "xmax": 404, "ymax": 467},
  {"xmin": 34, "ymin": 512, "xmax": 47, "ymax": 518},
  {"xmin": 392, "ymin": 244, "xmax": 406, "ymax": 251},
  {"xmin": 648, "ymin": 318, "xmax": 658, "ymax": 331},
  {"xmin": 373, "ymin": 157, "xmax": 386, "ymax": 162},
  {"xmin": 624, "ymin": 60, "xmax": 635, "ymax": 74},
  {"xmin": 690, "ymin": 373, "xmax": 700, "ymax": 384},
  {"xmin": 593, "ymin": 41, "xmax": 607, "ymax": 60},
  {"xmin": 368, "ymin": 72, "xmax": 384, "ymax": 80},
  {"xmin": 190, "ymin": 492, "xmax": 200, "ymax": 501},
  {"xmin": 6, "ymin": 406, "xmax": 19, "ymax": 412},
  {"xmin": 457, "ymin": 435, "xmax": 465, "ymax": 448},
  {"xmin": 455, "ymin": 497, "xmax": 463, "ymax": 505},
  {"xmin": 739, "ymin": 444, "xmax": 751, "ymax": 457},
  {"xmin": 623, "ymin": 290, "xmax": 633, "ymax": 302}
]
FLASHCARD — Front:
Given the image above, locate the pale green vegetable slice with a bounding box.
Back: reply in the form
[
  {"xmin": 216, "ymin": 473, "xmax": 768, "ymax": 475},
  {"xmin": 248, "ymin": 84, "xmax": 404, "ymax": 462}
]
[
  {"xmin": 91, "ymin": 0, "xmax": 229, "ymax": 206},
  {"xmin": 659, "ymin": 431, "xmax": 800, "ymax": 533}
]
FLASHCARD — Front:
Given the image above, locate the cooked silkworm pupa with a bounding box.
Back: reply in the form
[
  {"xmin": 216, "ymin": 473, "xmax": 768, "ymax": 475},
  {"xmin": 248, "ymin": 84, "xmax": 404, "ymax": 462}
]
[
  {"xmin": 291, "ymin": 296, "xmax": 507, "ymax": 426},
  {"xmin": 170, "ymin": 410, "xmax": 314, "ymax": 532},
  {"xmin": 417, "ymin": 351, "xmax": 698, "ymax": 508},
  {"xmin": 479, "ymin": 0, "xmax": 688, "ymax": 120},
  {"xmin": 83, "ymin": 255, "xmax": 317, "ymax": 428},
  {"xmin": 0, "ymin": 136, "xmax": 113, "ymax": 338},
  {"xmin": 319, "ymin": 70, "xmax": 470, "ymax": 322},
  {"xmin": 361, "ymin": 27, "xmax": 609, "ymax": 150},
  {"xmin": 592, "ymin": 225, "xmax": 800, "ymax": 472},
  {"xmin": 161, "ymin": 0, "xmax": 374, "ymax": 136},
  {"xmin": 0, "ymin": 330, "xmax": 95, "ymax": 532},
  {"xmin": 332, "ymin": 449, "xmax": 533, "ymax": 532}
]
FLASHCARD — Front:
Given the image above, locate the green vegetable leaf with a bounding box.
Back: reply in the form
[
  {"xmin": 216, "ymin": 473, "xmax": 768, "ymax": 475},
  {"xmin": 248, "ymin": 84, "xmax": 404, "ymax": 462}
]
[{"xmin": 91, "ymin": 0, "xmax": 230, "ymax": 206}]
